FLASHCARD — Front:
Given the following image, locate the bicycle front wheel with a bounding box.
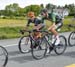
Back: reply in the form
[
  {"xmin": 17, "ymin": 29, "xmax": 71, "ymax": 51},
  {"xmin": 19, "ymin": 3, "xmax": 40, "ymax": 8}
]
[
  {"xmin": 0, "ymin": 46, "xmax": 8, "ymax": 67},
  {"xmin": 18, "ymin": 36, "xmax": 30, "ymax": 53},
  {"xmin": 54, "ymin": 35, "xmax": 67, "ymax": 55},
  {"xmin": 31, "ymin": 37, "xmax": 47, "ymax": 60},
  {"xmin": 68, "ymin": 32, "xmax": 75, "ymax": 46}
]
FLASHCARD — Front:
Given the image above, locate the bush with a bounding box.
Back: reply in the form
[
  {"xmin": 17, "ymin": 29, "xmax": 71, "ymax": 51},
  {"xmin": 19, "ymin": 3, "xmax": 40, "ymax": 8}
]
[{"xmin": 69, "ymin": 13, "xmax": 75, "ymax": 16}]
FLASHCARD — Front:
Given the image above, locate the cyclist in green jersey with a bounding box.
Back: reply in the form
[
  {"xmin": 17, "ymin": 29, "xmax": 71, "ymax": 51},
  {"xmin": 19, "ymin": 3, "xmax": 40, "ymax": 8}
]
[{"xmin": 41, "ymin": 9, "xmax": 63, "ymax": 46}]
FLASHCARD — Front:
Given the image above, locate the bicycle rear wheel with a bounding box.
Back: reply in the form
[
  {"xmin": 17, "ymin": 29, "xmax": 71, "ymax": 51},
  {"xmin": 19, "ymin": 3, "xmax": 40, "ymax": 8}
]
[
  {"xmin": 54, "ymin": 35, "xmax": 67, "ymax": 55},
  {"xmin": 31, "ymin": 37, "xmax": 47, "ymax": 60},
  {"xmin": 0, "ymin": 46, "xmax": 8, "ymax": 67},
  {"xmin": 68, "ymin": 32, "xmax": 75, "ymax": 46},
  {"xmin": 18, "ymin": 36, "xmax": 30, "ymax": 53}
]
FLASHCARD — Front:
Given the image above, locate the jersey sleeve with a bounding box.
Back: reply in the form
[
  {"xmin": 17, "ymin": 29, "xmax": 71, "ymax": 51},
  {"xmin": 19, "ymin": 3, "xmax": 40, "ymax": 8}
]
[
  {"xmin": 26, "ymin": 19, "xmax": 31, "ymax": 26},
  {"xmin": 34, "ymin": 19, "xmax": 39, "ymax": 26},
  {"xmin": 34, "ymin": 19, "xmax": 43, "ymax": 26},
  {"xmin": 51, "ymin": 13, "xmax": 56, "ymax": 22}
]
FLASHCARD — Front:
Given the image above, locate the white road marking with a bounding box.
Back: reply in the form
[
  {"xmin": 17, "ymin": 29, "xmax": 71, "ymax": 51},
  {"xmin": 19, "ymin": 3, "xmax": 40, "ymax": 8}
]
[
  {"xmin": 3, "ymin": 44, "xmax": 18, "ymax": 47},
  {"xmin": 3, "ymin": 43, "xmax": 27, "ymax": 47}
]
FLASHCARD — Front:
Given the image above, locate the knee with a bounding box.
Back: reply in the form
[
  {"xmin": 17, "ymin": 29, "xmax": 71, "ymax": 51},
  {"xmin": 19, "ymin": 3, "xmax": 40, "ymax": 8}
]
[{"xmin": 50, "ymin": 28, "xmax": 55, "ymax": 31}]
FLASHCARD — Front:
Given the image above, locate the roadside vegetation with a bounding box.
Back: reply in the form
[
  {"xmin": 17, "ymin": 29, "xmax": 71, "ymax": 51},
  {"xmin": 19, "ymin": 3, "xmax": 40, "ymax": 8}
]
[
  {"xmin": 0, "ymin": 3, "xmax": 75, "ymax": 39},
  {"xmin": 0, "ymin": 17, "xmax": 75, "ymax": 39}
]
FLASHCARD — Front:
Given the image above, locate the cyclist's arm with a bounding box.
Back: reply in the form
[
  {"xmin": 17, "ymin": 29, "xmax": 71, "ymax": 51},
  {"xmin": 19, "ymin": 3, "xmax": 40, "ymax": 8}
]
[
  {"xmin": 26, "ymin": 19, "xmax": 31, "ymax": 26},
  {"xmin": 51, "ymin": 13, "xmax": 56, "ymax": 26},
  {"xmin": 34, "ymin": 19, "xmax": 40, "ymax": 30},
  {"xmin": 52, "ymin": 13, "xmax": 56, "ymax": 23},
  {"xmin": 47, "ymin": 13, "xmax": 56, "ymax": 23},
  {"xmin": 25, "ymin": 19, "xmax": 31, "ymax": 30},
  {"xmin": 48, "ymin": 13, "xmax": 56, "ymax": 30}
]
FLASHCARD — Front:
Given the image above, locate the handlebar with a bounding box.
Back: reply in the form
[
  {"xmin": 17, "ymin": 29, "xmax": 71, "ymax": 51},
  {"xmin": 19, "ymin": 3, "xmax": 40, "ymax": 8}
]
[{"xmin": 20, "ymin": 29, "xmax": 49, "ymax": 34}]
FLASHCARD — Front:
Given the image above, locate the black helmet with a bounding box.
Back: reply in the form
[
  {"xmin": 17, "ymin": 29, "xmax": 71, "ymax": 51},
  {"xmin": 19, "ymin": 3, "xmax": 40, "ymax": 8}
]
[{"xmin": 41, "ymin": 9, "xmax": 48, "ymax": 15}]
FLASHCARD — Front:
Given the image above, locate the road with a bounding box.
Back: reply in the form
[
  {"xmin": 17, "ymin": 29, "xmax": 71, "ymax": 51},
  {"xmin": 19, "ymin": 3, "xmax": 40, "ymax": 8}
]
[{"xmin": 0, "ymin": 32, "xmax": 75, "ymax": 67}]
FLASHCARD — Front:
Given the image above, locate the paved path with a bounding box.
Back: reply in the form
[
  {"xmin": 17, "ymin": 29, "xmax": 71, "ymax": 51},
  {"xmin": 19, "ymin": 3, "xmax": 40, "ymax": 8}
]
[{"xmin": 0, "ymin": 32, "xmax": 75, "ymax": 67}]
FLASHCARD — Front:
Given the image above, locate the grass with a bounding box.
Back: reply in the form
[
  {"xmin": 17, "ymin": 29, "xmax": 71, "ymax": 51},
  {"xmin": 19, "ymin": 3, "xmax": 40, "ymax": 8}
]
[
  {"xmin": 0, "ymin": 27, "xmax": 22, "ymax": 39},
  {"xmin": 0, "ymin": 19, "xmax": 26, "ymax": 27},
  {"xmin": 0, "ymin": 18, "xmax": 75, "ymax": 39}
]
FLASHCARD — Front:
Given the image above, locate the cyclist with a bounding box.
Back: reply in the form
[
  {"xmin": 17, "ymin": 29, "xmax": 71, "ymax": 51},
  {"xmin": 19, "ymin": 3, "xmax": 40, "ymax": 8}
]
[
  {"xmin": 21, "ymin": 11, "xmax": 45, "ymax": 38},
  {"xmin": 40, "ymin": 9, "xmax": 63, "ymax": 52},
  {"xmin": 21, "ymin": 11, "xmax": 45, "ymax": 51},
  {"xmin": 26, "ymin": 11, "xmax": 45, "ymax": 39}
]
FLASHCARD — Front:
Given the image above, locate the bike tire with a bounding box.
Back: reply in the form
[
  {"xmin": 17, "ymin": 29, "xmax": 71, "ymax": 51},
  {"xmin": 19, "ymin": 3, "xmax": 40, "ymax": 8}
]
[
  {"xmin": 31, "ymin": 37, "xmax": 47, "ymax": 60},
  {"xmin": 0, "ymin": 46, "xmax": 8, "ymax": 67},
  {"xmin": 18, "ymin": 36, "xmax": 30, "ymax": 53},
  {"xmin": 68, "ymin": 31, "xmax": 75, "ymax": 46},
  {"xmin": 54, "ymin": 35, "xmax": 67, "ymax": 55}
]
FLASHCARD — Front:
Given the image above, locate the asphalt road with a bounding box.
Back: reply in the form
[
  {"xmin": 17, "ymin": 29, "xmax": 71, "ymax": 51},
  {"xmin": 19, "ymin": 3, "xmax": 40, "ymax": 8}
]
[{"xmin": 0, "ymin": 32, "xmax": 75, "ymax": 67}]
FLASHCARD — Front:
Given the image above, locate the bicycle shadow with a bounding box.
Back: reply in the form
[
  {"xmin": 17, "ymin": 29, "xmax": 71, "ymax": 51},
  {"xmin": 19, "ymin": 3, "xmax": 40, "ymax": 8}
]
[
  {"xmin": 8, "ymin": 50, "xmax": 32, "ymax": 56},
  {"xmin": 8, "ymin": 47, "xmax": 75, "ymax": 64},
  {"xmin": 45, "ymin": 49, "xmax": 75, "ymax": 59},
  {"xmin": 8, "ymin": 51, "xmax": 21, "ymax": 56},
  {"xmin": 9, "ymin": 55, "xmax": 35, "ymax": 63},
  {"xmin": 8, "ymin": 50, "xmax": 39, "ymax": 63},
  {"xmin": 62, "ymin": 51, "xmax": 75, "ymax": 58},
  {"xmin": 44, "ymin": 51, "xmax": 59, "ymax": 58}
]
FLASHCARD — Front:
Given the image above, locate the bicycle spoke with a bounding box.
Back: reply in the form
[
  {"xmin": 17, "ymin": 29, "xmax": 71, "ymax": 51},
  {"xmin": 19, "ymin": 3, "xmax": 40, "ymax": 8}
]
[
  {"xmin": 31, "ymin": 37, "xmax": 47, "ymax": 60},
  {"xmin": 18, "ymin": 36, "xmax": 31, "ymax": 53},
  {"xmin": 54, "ymin": 35, "xmax": 67, "ymax": 55}
]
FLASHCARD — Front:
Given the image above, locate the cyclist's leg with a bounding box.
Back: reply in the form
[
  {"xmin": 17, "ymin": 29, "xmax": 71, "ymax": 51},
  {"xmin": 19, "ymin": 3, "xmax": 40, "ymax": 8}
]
[
  {"xmin": 48, "ymin": 21, "xmax": 63, "ymax": 45},
  {"xmin": 53, "ymin": 22, "xmax": 63, "ymax": 45},
  {"xmin": 48, "ymin": 23, "xmax": 58, "ymax": 44},
  {"xmin": 37, "ymin": 23, "xmax": 46, "ymax": 38},
  {"xmin": 47, "ymin": 22, "xmax": 63, "ymax": 53},
  {"xmin": 55, "ymin": 22, "xmax": 63, "ymax": 30},
  {"xmin": 34, "ymin": 23, "xmax": 45, "ymax": 39},
  {"xmin": 33, "ymin": 24, "xmax": 46, "ymax": 48}
]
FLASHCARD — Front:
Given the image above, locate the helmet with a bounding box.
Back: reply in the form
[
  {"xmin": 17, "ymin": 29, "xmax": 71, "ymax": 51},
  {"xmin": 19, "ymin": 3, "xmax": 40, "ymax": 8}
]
[
  {"xmin": 27, "ymin": 11, "xmax": 35, "ymax": 18},
  {"xmin": 41, "ymin": 9, "xmax": 48, "ymax": 15}
]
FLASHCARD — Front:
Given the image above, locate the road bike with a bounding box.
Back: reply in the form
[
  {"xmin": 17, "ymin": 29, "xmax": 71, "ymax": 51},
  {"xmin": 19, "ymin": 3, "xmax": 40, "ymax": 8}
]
[
  {"xmin": 18, "ymin": 29, "xmax": 67, "ymax": 60},
  {"xmin": 18, "ymin": 30, "xmax": 47, "ymax": 60},
  {"xmin": 42, "ymin": 31, "xmax": 67, "ymax": 55}
]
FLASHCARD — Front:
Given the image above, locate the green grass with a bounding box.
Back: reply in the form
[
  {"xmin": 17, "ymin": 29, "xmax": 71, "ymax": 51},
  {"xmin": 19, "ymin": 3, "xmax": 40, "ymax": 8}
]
[
  {"xmin": 0, "ymin": 26, "xmax": 34, "ymax": 39},
  {"xmin": 0, "ymin": 27, "xmax": 22, "ymax": 39},
  {"xmin": 0, "ymin": 18, "xmax": 75, "ymax": 39},
  {"xmin": 0, "ymin": 19, "xmax": 26, "ymax": 27}
]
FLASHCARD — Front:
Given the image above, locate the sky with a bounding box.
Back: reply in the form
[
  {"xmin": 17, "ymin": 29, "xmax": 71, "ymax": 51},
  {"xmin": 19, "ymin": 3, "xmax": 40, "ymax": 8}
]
[{"xmin": 0, "ymin": 0, "xmax": 75, "ymax": 10}]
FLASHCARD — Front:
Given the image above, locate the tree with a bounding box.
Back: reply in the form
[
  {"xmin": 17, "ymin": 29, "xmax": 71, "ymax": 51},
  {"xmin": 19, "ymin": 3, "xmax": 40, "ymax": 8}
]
[
  {"xmin": 18, "ymin": 7, "xmax": 26, "ymax": 16},
  {"xmin": 40, "ymin": 4, "xmax": 44, "ymax": 9},
  {"xmin": 64, "ymin": 4, "xmax": 75, "ymax": 16},
  {"xmin": 24, "ymin": 5, "xmax": 41, "ymax": 16},
  {"xmin": 64, "ymin": 4, "xmax": 68, "ymax": 8},
  {"xmin": 46, "ymin": 3, "xmax": 57, "ymax": 11},
  {"xmin": 46, "ymin": 3, "xmax": 51, "ymax": 10},
  {"xmin": 5, "ymin": 3, "xmax": 20, "ymax": 16}
]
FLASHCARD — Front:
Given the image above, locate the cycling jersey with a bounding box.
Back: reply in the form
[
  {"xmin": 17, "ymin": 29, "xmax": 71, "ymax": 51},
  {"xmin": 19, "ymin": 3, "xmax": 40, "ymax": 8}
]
[
  {"xmin": 27, "ymin": 18, "xmax": 44, "ymax": 26},
  {"xmin": 42, "ymin": 12, "xmax": 62, "ymax": 24}
]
